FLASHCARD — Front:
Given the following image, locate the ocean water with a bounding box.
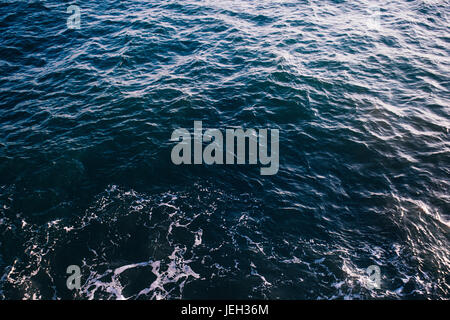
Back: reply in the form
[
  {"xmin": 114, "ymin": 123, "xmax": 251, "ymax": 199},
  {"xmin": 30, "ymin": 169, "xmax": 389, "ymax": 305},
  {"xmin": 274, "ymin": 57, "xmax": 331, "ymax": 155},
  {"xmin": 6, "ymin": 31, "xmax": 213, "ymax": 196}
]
[{"xmin": 0, "ymin": 0, "xmax": 449, "ymax": 300}]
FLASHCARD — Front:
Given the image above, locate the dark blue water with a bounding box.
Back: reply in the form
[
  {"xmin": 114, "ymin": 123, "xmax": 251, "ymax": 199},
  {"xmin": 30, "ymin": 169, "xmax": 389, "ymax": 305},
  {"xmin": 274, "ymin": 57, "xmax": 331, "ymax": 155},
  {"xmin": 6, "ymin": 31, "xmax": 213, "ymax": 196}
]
[{"xmin": 0, "ymin": 0, "xmax": 449, "ymax": 299}]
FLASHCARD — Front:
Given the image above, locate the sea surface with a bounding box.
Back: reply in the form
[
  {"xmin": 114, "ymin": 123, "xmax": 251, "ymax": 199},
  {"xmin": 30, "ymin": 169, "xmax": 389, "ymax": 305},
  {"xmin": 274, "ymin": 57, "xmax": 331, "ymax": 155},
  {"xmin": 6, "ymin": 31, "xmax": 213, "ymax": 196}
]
[{"xmin": 0, "ymin": 0, "xmax": 449, "ymax": 299}]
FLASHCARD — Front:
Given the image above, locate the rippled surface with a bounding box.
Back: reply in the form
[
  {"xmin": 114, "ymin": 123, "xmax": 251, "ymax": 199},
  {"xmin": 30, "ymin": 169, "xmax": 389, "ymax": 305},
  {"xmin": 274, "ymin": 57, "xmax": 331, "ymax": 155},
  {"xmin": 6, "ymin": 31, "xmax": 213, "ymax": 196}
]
[{"xmin": 0, "ymin": 0, "xmax": 449, "ymax": 299}]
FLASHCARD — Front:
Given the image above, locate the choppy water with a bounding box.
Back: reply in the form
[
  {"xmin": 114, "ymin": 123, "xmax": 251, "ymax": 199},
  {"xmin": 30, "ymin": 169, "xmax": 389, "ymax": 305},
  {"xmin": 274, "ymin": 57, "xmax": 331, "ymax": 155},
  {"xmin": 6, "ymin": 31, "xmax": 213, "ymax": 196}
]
[{"xmin": 0, "ymin": 0, "xmax": 449, "ymax": 300}]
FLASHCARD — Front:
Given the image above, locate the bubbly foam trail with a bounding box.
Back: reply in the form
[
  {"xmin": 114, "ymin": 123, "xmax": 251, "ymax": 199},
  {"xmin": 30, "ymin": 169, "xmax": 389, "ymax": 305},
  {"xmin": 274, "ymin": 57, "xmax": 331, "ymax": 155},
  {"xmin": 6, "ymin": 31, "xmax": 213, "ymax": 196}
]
[
  {"xmin": 1, "ymin": 181, "xmax": 448, "ymax": 299},
  {"xmin": 81, "ymin": 246, "xmax": 200, "ymax": 300},
  {"xmin": 0, "ymin": 184, "xmax": 266, "ymax": 299}
]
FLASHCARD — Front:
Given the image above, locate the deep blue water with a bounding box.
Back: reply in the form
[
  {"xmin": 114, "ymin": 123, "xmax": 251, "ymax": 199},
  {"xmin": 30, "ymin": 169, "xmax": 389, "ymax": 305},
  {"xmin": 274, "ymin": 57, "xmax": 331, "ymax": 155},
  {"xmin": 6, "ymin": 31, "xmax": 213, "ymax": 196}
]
[{"xmin": 0, "ymin": 0, "xmax": 449, "ymax": 299}]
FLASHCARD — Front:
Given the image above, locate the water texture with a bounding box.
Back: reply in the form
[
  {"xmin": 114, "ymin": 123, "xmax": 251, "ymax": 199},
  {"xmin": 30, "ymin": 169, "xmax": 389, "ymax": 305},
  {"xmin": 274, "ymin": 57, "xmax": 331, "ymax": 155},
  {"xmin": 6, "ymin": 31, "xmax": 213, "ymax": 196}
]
[{"xmin": 0, "ymin": 0, "xmax": 449, "ymax": 299}]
